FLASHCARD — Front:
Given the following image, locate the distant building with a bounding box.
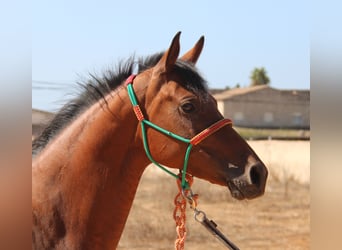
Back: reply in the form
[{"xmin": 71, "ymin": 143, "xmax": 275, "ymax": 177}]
[
  {"xmin": 32, "ymin": 109, "xmax": 53, "ymax": 138},
  {"xmin": 213, "ymin": 85, "xmax": 310, "ymax": 129}
]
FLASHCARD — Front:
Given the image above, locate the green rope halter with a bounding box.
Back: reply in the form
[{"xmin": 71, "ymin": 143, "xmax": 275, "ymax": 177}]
[
  {"xmin": 125, "ymin": 75, "xmax": 232, "ymax": 190},
  {"xmin": 126, "ymin": 81, "xmax": 192, "ymax": 189}
]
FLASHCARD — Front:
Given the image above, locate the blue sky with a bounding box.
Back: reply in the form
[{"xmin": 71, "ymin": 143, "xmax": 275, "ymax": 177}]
[{"xmin": 33, "ymin": 0, "xmax": 310, "ymax": 111}]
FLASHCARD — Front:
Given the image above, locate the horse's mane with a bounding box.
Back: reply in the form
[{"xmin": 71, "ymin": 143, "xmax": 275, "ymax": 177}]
[{"xmin": 32, "ymin": 52, "xmax": 208, "ymax": 156}]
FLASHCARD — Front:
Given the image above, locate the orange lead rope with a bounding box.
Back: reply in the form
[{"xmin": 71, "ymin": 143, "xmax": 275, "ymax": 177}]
[
  {"xmin": 173, "ymin": 174, "xmax": 198, "ymax": 250},
  {"xmin": 173, "ymin": 173, "xmax": 240, "ymax": 250}
]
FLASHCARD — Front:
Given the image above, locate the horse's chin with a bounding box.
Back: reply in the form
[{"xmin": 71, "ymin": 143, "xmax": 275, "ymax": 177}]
[
  {"xmin": 227, "ymin": 178, "xmax": 265, "ymax": 200},
  {"xmin": 227, "ymin": 180, "xmax": 246, "ymax": 200}
]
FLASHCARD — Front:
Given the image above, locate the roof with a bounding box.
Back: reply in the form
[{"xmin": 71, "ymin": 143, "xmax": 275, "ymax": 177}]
[
  {"xmin": 213, "ymin": 85, "xmax": 270, "ymax": 100},
  {"xmin": 213, "ymin": 85, "xmax": 310, "ymax": 101},
  {"xmin": 32, "ymin": 109, "xmax": 54, "ymax": 125},
  {"xmin": 209, "ymin": 88, "xmax": 225, "ymax": 95}
]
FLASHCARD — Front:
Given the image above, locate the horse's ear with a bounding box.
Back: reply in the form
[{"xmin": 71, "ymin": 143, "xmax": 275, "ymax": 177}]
[
  {"xmin": 180, "ymin": 36, "xmax": 204, "ymax": 64},
  {"xmin": 154, "ymin": 32, "xmax": 181, "ymax": 74}
]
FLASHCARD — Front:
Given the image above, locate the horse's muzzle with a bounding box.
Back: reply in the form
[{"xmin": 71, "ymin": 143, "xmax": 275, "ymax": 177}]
[{"xmin": 227, "ymin": 162, "xmax": 268, "ymax": 200}]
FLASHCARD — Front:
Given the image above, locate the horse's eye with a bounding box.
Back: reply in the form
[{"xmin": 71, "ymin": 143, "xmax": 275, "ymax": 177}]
[{"xmin": 181, "ymin": 102, "xmax": 196, "ymax": 113}]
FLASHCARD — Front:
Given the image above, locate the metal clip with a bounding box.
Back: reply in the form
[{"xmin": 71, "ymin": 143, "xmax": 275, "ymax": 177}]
[
  {"xmin": 181, "ymin": 188, "xmax": 198, "ymax": 209},
  {"xmin": 194, "ymin": 210, "xmax": 240, "ymax": 250}
]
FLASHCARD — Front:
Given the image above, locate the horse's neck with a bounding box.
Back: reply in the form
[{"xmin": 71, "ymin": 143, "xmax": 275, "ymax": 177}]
[{"xmin": 32, "ymin": 87, "xmax": 150, "ymax": 249}]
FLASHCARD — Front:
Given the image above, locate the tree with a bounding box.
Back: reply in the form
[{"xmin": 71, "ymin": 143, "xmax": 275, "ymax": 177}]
[{"xmin": 250, "ymin": 67, "xmax": 270, "ymax": 86}]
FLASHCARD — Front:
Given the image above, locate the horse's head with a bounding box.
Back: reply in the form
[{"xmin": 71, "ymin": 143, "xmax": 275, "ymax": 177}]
[{"xmin": 133, "ymin": 32, "xmax": 268, "ymax": 200}]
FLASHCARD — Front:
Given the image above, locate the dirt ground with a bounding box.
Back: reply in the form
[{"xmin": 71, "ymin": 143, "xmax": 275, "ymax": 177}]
[{"xmin": 118, "ymin": 140, "xmax": 310, "ymax": 250}]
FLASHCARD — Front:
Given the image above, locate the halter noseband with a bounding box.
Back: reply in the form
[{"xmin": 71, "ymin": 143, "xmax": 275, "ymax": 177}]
[{"xmin": 125, "ymin": 75, "xmax": 232, "ymax": 189}]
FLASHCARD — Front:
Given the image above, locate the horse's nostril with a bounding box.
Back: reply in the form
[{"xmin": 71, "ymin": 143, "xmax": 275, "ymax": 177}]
[
  {"xmin": 228, "ymin": 162, "xmax": 267, "ymax": 199},
  {"xmin": 250, "ymin": 165, "xmax": 261, "ymax": 187}
]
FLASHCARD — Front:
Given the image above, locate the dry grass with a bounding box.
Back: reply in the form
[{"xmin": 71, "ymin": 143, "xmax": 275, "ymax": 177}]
[{"xmin": 118, "ymin": 140, "xmax": 310, "ymax": 250}]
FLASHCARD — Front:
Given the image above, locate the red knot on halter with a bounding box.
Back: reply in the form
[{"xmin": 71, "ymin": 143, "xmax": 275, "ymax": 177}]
[{"xmin": 124, "ymin": 74, "xmax": 137, "ymax": 86}]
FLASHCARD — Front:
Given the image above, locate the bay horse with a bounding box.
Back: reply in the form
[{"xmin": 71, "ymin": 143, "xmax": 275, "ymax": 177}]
[{"xmin": 32, "ymin": 32, "xmax": 268, "ymax": 249}]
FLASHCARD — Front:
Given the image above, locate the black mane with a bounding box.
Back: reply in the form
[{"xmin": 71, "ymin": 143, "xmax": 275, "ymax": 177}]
[{"xmin": 32, "ymin": 52, "xmax": 208, "ymax": 156}]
